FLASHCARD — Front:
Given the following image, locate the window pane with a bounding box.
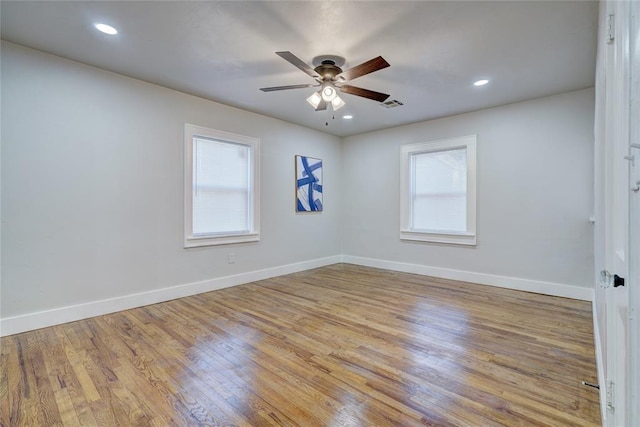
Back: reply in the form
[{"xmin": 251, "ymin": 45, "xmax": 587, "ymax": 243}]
[
  {"xmin": 193, "ymin": 137, "xmax": 249, "ymax": 235},
  {"xmin": 412, "ymin": 148, "xmax": 467, "ymax": 232}
]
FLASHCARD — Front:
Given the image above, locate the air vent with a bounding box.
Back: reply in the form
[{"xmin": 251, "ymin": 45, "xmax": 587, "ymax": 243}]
[{"xmin": 381, "ymin": 99, "xmax": 404, "ymax": 108}]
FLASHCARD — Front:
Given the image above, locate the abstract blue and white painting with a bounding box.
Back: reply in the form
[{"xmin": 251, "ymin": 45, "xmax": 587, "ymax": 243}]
[{"xmin": 296, "ymin": 155, "xmax": 323, "ymax": 212}]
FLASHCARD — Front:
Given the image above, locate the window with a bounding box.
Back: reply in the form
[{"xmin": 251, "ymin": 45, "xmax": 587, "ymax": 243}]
[
  {"xmin": 400, "ymin": 135, "xmax": 476, "ymax": 245},
  {"xmin": 184, "ymin": 124, "xmax": 260, "ymax": 247}
]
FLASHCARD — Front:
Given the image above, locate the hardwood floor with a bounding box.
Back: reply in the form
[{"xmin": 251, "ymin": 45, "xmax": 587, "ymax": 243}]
[{"xmin": 1, "ymin": 264, "xmax": 600, "ymax": 426}]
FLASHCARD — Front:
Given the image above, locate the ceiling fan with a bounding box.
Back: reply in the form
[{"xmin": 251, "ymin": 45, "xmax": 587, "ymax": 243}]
[{"xmin": 260, "ymin": 51, "xmax": 391, "ymax": 111}]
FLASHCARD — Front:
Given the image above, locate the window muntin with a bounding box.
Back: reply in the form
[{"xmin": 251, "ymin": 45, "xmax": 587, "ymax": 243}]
[{"xmin": 185, "ymin": 124, "xmax": 259, "ymax": 247}]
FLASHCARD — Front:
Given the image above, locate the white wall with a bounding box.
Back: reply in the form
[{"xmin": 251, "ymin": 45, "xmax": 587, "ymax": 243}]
[
  {"xmin": 0, "ymin": 42, "xmax": 342, "ymax": 332},
  {"xmin": 342, "ymin": 88, "xmax": 595, "ymax": 296},
  {"xmin": 0, "ymin": 41, "xmax": 596, "ymax": 336}
]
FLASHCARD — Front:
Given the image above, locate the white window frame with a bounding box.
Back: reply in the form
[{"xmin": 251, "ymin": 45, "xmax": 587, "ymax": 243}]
[
  {"xmin": 184, "ymin": 124, "xmax": 260, "ymax": 248},
  {"xmin": 400, "ymin": 135, "xmax": 477, "ymax": 246}
]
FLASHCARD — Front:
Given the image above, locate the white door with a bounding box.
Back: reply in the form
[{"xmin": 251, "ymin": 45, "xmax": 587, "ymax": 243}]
[
  {"xmin": 628, "ymin": 141, "xmax": 639, "ymax": 424},
  {"xmin": 598, "ymin": 1, "xmax": 633, "ymax": 425},
  {"xmin": 627, "ymin": 0, "xmax": 640, "ymax": 422},
  {"xmin": 605, "ymin": 7, "xmax": 629, "ymax": 418}
]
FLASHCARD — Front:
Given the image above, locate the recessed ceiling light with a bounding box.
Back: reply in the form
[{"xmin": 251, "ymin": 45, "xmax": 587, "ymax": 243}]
[
  {"xmin": 343, "ymin": 115, "xmax": 353, "ymax": 120},
  {"xmin": 94, "ymin": 23, "xmax": 118, "ymax": 35},
  {"xmin": 474, "ymin": 79, "xmax": 489, "ymax": 86}
]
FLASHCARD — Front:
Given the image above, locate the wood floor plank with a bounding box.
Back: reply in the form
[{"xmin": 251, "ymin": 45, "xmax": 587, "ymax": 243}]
[{"xmin": 1, "ymin": 264, "xmax": 600, "ymax": 426}]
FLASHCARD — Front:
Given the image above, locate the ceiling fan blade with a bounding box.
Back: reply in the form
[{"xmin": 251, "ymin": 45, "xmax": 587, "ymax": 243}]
[
  {"xmin": 276, "ymin": 51, "xmax": 320, "ymax": 79},
  {"xmin": 335, "ymin": 56, "xmax": 390, "ymax": 81},
  {"xmin": 260, "ymin": 84, "xmax": 318, "ymax": 92},
  {"xmin": 339, "ymin": 85, "xmax": 390, "ymax": 102},
  {"xmin": 315, "ymin": 99, "xmax": 327, "ymax": 111}
]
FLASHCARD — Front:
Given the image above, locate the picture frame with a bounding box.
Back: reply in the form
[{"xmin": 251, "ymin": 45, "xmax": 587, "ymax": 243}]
[{"xmin": 295, "ymin": 155, "xmax": 323, "ymax": 212}]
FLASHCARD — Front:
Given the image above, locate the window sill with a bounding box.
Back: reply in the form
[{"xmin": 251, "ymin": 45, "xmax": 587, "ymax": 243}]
[
  {"xmin": 184, "ymin": 232, "xmax": 260, "ymax": 248},
  {"xmin": 400, "ymin": 229, "xmax": 476, "ymax": 246}
]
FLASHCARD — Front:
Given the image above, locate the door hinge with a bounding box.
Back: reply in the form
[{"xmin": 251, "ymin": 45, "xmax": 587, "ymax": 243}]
[
  {"xmin": 606, "ymin": 379, "xmax": 615, "ymax": 410},
  {"xmin": 629, "ymin": 145, "xmax": 640, "ymax": 168},
  {"xmin": 607, "ymin": 14, "xmax": 615, "ymax": 44}
]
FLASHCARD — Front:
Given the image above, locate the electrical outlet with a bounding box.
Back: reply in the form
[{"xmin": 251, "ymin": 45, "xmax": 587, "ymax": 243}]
[{"xmin": 228, "ymin": 253, "xmax": 235, "ymax": 264}]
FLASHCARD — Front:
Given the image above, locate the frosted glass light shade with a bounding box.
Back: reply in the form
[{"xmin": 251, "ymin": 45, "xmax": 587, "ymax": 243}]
[
  {"xmin": 306, "ymin": 91, "xmax": 322, "ymax": 108},
  {"xmin": 322, "ymin": 85, "xmax": 337, "ymax": 102},
  {"xmin": 331, "ymin": 96, "xmax": 345, "ymax": 110}
]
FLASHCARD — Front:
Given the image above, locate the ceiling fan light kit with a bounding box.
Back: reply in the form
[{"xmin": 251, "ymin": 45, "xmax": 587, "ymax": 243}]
[
  {"xmin": 306, "ymin": 89, "xmax": 345, "ymax": 112},
  {"xmin": 260, "ymin": 51, "xmax": 391, "ymax": 112}
]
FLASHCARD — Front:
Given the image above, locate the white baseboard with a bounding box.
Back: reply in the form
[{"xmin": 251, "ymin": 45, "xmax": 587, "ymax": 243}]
[
  {"xmin": 591, "ymin": 295, "xmax": 607, "ymax": 425},
  {"xmin": 0, "ymin": 255, "xmax": 342, "ymax": 337},
  {"xmin": 341, "ymin": 255, "xmax": 593, "ymax": 301},
  {"xmin": 0, "ymin": 254, "xmax": 594, "ymax": 337}
]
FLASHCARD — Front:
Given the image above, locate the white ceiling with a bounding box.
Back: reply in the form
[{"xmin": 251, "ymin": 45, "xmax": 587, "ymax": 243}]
[{"xmin": 1, "ymin": 1, "xmax": 598, "ymax": 137}]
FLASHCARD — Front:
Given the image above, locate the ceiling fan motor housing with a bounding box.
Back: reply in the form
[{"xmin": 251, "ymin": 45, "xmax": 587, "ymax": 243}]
[{"xmin": 314, "ymin": 60, "xmax": 342, "ymax": 81}]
